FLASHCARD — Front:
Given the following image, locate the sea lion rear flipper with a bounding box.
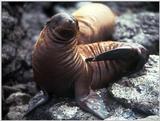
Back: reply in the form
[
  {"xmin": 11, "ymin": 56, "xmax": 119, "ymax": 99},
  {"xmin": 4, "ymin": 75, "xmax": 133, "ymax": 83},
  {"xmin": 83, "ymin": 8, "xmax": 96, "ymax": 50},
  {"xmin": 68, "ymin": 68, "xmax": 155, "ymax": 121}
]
[
  {"xmin": 76, "ymin": 90, "xmax": 109, "ymax": 119},
  {"xmin": 85, "ymin": 48, "xmax": 135, "ymax": 62},
  {"xmin": 23, "ymin": 90, "xmax": 50, "ymax": 118}
]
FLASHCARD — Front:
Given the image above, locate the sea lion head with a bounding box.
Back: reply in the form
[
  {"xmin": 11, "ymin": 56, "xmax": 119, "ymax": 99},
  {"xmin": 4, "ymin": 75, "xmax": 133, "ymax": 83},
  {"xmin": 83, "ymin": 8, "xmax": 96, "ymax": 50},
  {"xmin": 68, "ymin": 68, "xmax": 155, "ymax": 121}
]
[{"xmin": 46, "ymin": 13, "xmax": 79, "ymax": 41}]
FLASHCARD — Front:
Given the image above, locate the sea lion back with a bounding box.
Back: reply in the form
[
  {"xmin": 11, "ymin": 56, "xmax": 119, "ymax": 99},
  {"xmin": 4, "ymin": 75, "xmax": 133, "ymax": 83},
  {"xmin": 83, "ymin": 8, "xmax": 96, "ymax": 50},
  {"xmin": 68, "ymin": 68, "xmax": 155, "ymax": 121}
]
[{"xmin": 72, "ymin": 3, "xmax": 116, "ymax": 44}]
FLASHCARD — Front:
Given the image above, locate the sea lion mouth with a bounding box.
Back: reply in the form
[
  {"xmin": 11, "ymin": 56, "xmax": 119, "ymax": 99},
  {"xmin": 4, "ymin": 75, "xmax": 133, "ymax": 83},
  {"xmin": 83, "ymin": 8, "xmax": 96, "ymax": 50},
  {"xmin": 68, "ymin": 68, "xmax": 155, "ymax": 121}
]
[{"xmin": 58, "ymin": 28, "xmax": 76, "ymax": 40}]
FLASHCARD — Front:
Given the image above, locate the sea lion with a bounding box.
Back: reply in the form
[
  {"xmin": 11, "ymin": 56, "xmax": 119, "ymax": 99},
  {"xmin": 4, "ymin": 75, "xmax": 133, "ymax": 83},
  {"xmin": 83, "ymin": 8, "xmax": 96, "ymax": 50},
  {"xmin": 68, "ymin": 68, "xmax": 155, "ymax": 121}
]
[
  {"xmin": 72, "ymin": 3, "xmax": 116, "ymax": 44},
  {"xmin": 25, "ymin": 12, "xmax": 149, "ymax": 119}
]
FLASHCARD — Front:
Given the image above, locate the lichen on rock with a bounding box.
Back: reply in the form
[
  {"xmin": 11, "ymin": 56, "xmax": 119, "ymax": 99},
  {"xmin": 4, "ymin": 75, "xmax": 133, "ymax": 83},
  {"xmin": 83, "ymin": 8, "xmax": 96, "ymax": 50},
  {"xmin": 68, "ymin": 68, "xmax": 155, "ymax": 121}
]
[
  {"xmin": 113, "ymin": 12, "xmax": 159, "ymax": 54},
  {"xmin": 108, "ymin": 55, "xmax": 159, "ymax": 115}
]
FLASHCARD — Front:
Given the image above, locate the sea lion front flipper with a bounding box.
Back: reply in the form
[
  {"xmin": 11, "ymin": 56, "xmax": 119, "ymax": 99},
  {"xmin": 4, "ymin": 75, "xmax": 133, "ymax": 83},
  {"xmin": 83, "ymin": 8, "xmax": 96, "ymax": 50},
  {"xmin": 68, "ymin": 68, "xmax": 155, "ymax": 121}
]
[
  {"xmin": 85, "ymin": 48, "xmax": 135, "ymax": 62},
  {"xmin": 23, "ymin": 90, "xmax": 50, "ymax": 118},
  {"xmin": 75, "ymin": 77, "xmax": 109, "ymax": 119},
  {"xmin": 76, "ymin": 90, "xmax": 109, "ymax": 119}
]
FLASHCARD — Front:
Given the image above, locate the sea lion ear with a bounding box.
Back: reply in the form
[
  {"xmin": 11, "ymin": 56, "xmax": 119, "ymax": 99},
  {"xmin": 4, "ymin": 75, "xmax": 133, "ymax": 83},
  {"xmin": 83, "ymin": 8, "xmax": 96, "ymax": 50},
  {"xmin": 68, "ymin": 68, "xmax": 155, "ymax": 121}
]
[{"xmin": 85, "ymin": 48, "xmax": 136, "ymax": 62}]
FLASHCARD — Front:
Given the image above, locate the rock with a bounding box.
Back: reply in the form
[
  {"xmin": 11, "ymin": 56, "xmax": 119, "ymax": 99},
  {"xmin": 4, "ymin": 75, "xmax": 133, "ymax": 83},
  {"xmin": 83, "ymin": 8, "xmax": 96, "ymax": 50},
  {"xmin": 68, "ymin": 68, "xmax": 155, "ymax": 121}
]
[
  {"xmin": 3, "ymin": 92, "xmax": 31, "ymax": 120},
  {"xmin": 105, "ymin": 2, "xmax": 159, "ymax": 15},
  {"xmin": 2, "ymin": 12, "xmax": 17, "ymax": 41},
  {"xmin": 2, "ymin": 85, "xmax": 22, "ymax": 99},
  {"xmin": 25, "ymin": 91, "xmax": 97, "ymax": 120},
  {"xmin": 105, "ymin": 115, "xmax": 160, "ymax": 121},
  {"xmin": 105, "ymin": 106, "xmax": 145, "ymax": 120},
  {"xmin": 2, "ymin": 83, "xmax": 37, "ymax": 119},
  {"xmin": 113, "ymin": 12, "xmax": 159, "ymax": 54},
  {"xmin": 108, "ymin": 55, "xmax": 159, "ymax": 115},
  {"xmin": 22, "ymin": 3, "xmax": 48, "ymax": 43},
  {"xmin": 25, "ymin": 89, "xmax": 146, "ymax": 120},
  {"xmin": 2, "ymin": 83, "xmax": 36, "ymax": 101},
  {"xmin": 6, "ymin": 105, "xmax": 28, "ymax": 120},
  {"xmin": 2, "ymin": 2, "xmax": 25, "ymax": 43},
  {"xmin": 2, "ymin": 2, "xmax": 24, "ymax": 20},
  {"xmin": 2, "ymin": 100, "xmax": 9, "ymax": 119},
  {"xmin": 6, "ymin": 92, "xmax": 31, "ymax": 106},
  {"xmin": 12, "ymin": 84, "xmax": 27, "ymax": 92},
  {"xmin": 2, "ymin": 44, "xmax": 17, "ymax": 66},
  {"xmin": 2, "ymin": 3, "xmax": 46, "ymax": 84},
  {"xmin": 2, "ymin": 5, "xmax": 25, "ymax": 44},
  {"xmin": 2, "ymin": 3, "xmax": 31, "ymax": 84},
  {"xmin": 134, "ymin": 115, "xmax": 160, "ymax": 121}
]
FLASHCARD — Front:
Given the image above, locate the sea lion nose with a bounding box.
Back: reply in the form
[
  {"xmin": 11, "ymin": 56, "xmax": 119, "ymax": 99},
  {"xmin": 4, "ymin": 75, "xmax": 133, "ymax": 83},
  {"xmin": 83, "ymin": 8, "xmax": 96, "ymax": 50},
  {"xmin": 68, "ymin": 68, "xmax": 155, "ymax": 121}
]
[{"xmin": 68, "ymin": 19, "xmax": 75, "ymax": 25}]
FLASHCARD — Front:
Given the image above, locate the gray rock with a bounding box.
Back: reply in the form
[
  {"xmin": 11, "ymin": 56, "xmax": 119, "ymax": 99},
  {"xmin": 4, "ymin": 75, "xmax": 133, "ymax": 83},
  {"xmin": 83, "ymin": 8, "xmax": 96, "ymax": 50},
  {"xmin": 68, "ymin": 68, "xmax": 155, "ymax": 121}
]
[
  {"xmin": 105, "ymin": 2, "xmax": 159, "ymax": 15},
  {"xmin": 2, "ymin": 82, "xmax": 37, "ymax": 100},
  {"xmin": 24, "ymin": 81, "xmax": 37, "ymax": 96},
  {"xmin": 113, "ymin": 12, "xmax": 159, "ymax": 54},
  {"xmin": 2, "ymin": 3, "xmax": 43, "ymax": 119},
  {"xmin": 25, "ymin": 92, "xmax": 98, "ymax": 120},
  {"xmin": 2, "ymin": 11, "xmax": 17, "ymax": 41},
  {"xmin": 105, "ymin": 115, "xmax": 160, "ymax": 121},
  {"xmin": 6, "ymin": 105, "xmax": 28, "ymax": 120},
  {"xmin": 25, "ymin": 89, "xmax": 146, "ymax": 120},
  {"xmin": 2, "ymin": 7, "xmax": 25, "ymax": 44},
  {"xmin": 2, "ymin": 44, "xmax": 17, "ymax": 66},
  {"xmin": 2, "ymin": 4, "xmax": 31, "ymax": 84},
  {"xmin": 6, "ymin": 92, "xmax": 31, "ymax": 106},
  {"xmin": 134, "ymin": 115, "xmax": 160, "ymax": 121},
  {"xmin": 104, "ymin": 106, "xmax": 145, "ymax": 120},
  {"xmin": 108, "ymin": 55, "xmax": 159, "ymax": 115},
  {"xmin": 2, "ymin": 85, "xmax": 22, "ymax": 100},
  {"xmin": 2, "ymin": 3, "xmax": 46, "ymax": 84},
  {"xmin": 22, "ymin": 3, "xmax": 48, "ymax": 43}
]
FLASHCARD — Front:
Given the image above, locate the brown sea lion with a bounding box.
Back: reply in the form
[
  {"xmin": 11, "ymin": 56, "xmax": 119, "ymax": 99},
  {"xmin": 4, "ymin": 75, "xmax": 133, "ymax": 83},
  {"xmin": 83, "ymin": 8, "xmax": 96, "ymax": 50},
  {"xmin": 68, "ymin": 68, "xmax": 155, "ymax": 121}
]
[{"xmin": 25, "ymin": 5, "xmax": 149, "ymax": 120}]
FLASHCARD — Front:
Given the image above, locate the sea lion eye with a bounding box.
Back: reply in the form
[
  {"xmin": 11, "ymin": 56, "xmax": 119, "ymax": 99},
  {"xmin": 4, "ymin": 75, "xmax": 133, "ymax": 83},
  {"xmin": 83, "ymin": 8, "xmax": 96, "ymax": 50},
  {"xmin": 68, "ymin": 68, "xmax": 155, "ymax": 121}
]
[
  {"xmin": 46, "ymin": 14, "xmax": 63, "ymax": 27},
  {"xmin": 54, "ymin": 16, "xmax": 63, "ymax": 23}
]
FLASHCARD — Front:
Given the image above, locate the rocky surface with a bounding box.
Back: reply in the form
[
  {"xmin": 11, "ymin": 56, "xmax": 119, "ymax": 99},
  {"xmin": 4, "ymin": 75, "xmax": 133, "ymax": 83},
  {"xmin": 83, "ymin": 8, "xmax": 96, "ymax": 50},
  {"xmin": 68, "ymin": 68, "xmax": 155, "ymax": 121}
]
[
  {"xmin": 23, "ymin": 55, "xmax": 159, "ymax": 120},
  {"xmin": 5, "ymin": 92, "xmax": 30, "ymax": 120},
  {"xmin": 105, "ymin": 115, "xmax": 160, "ymax": 121},
  {"xmin": 133, "ymin": 115, "xmax": 160, "ymax": 121},
  {"xmin": 113, "ymin": 12, "xmax": 159, "ymax": 54},
  {"xmin": 6, "ymin": 105, "xmax": 28, "ymax": 120},
  {"xmin": 23, "ymin": 89, "xmax": 146, "ymax": 120},
  {"xmin": 108, "ymin": 55, "xmax": 159, "ymax": 115},
  {"xmin": 2, "ymin": 2, "xmax": 159, "ymax": 120},
  {"xmin": 2, "ymin": 2, "xmax": 42, "ymax": 119},
  {"xmin": 105, "ymin": 2, "xmax": 159, "ymax": 15}
]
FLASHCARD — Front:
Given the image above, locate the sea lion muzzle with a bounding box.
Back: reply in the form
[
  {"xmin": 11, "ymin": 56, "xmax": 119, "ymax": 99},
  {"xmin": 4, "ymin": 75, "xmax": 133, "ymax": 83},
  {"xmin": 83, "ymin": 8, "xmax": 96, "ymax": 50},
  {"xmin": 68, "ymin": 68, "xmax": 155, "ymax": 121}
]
[{"xmin": 46, "ymin": 13, "xmax": 79, "ymax": 41}]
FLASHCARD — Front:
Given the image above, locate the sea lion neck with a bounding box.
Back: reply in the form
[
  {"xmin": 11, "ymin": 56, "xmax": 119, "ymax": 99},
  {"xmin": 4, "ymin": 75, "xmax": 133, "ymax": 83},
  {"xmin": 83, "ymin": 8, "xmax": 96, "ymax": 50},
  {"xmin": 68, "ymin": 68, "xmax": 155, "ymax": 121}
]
[{"xmin": 42, "ymin": 26, "xmax": 77, "ymax": 50}]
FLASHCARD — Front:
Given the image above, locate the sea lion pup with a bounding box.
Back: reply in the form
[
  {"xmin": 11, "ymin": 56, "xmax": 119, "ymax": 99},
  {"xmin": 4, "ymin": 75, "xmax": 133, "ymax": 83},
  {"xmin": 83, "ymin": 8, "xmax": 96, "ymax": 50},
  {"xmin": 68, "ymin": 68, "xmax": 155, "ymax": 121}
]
[
  {"xmin": 24, "ymin": 12, "xmax": 149, "ymax": 119},
  {"xmin": 72, "ymin": 3, "xmax": 116, "ymax": 44}
]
